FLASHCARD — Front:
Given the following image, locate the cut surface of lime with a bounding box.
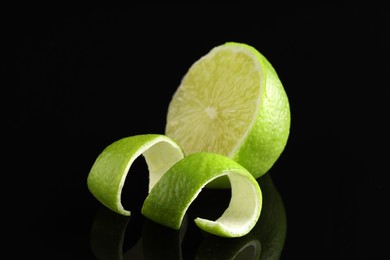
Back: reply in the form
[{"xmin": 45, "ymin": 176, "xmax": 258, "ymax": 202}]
[
  {"xmin": 87, "ymin": 134, "xmax": 184, "ymax": 216},
  {"xmin": 165, "ymin": 42, "xmax": 290, "ymax": 187},
  {"xmin": 141, "ymin": 152, "xmax": 262, "ymax": 238}
]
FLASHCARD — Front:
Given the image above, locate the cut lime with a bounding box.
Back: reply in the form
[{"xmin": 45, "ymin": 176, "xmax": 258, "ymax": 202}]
[
  {"xmin": 141, "ymin": 152, "xmax": 262, "ymax": 237},
  {"xmin": 165, "ymin": 42, "xmax": 290, "ymax": 187},
  {"xmin": 87, "ymin": 134, "xmax": 184, "ymax": 216}
]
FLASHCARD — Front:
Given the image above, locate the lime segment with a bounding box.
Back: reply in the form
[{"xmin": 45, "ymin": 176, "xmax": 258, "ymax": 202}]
[
  {"xmin": 141, "ymin": 152, "xmax": 262, "ymax": 237},
  {"xmin": 87, "ymin": 134, "xmax": 184, "ymax": 216}
]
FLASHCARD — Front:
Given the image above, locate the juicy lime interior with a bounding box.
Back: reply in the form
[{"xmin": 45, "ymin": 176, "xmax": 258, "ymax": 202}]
[{"xmin": 166, "ymin": 46, "xmax": 263, "ymax": 156}]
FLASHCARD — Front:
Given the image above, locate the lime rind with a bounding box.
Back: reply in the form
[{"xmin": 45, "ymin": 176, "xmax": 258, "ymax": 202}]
[
  {"xmin": 87, "ymin": 134, "xmax": 184, "ymax": 216},
  {"xmin": 230, "ymin": 42, "xmax": 291, "ymax": 179},
  {"xmin": 222, "ymin": 42, "xmax": 266, "ymax": 158},
  {"xmin": 141, "ymin": 152, "xmax": 262, "ymax": 237}
]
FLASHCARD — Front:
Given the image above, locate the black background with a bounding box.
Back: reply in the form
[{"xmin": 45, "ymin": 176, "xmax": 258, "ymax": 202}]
[{"xmin": 3, "ymin": 4, "xmax": 388, "ymax": 259}]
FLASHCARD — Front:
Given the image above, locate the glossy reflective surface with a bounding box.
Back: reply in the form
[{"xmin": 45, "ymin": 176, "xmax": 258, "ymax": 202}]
[
  {"xmin": 89, "ymin": 173, "xmax": 286, "ymax": 260},
  {"xmin": 6, "ymin": 4, "xmax": 387, "ymax": 259}
]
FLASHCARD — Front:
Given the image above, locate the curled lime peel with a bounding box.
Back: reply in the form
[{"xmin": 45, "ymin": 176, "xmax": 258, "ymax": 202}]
[
  {"xmin": 141, "ymin": 152, "xmax": 262, "ymax": 237},
  {"xmin": 87, "ymin": 134, "xmax": 184, "ymax": 216}
]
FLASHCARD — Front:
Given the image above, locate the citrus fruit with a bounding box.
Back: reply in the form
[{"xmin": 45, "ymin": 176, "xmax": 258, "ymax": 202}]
[
  {"xmin": 165, "ymin": 42, "xmax": 290, "ymax": 187},
  {"xmin": 141, "ymin": 152, "xmax": 262, "ymax": 238},
  {"xmin": 87, "ymin": 134, "xmax": 184, "ymax": 216}
]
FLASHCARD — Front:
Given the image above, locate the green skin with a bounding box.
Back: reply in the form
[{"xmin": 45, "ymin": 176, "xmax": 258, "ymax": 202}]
[
  {"xmin": 210, "ymin": 42, "xmax": 291, "ymax": 188},
  {"xmin": 141, "ymin": 152, "xmax": 262, "ymax": 238},
  {"xmin": 234, "ymin": 45, "xmax": 290, "ymax": 175},
  {"xmin": 87, "ymin": 134, "xmax": 184, "ymax": 216}
]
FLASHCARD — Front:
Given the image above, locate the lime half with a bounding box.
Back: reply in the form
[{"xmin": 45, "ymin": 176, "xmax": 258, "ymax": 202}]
[
  {"xmin": 141, "ymin": 152, "xmax": 262, "ymax": 237},
  {"xmin": 87, "ymin": 134, "xmax": 184, "ymax": 216},
  {"xmin": 165, "ymin": 42, "xmax": 290, "ymax": 187}
]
